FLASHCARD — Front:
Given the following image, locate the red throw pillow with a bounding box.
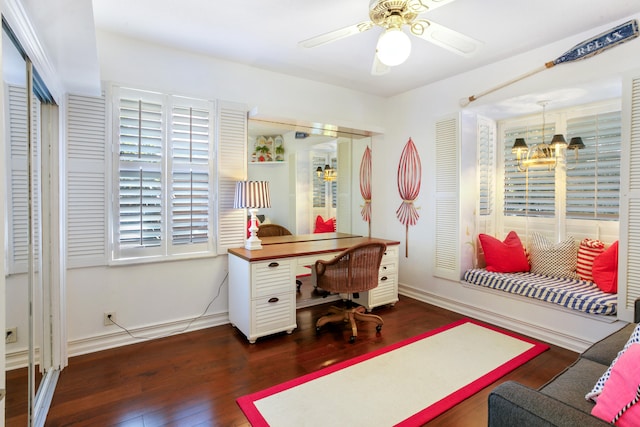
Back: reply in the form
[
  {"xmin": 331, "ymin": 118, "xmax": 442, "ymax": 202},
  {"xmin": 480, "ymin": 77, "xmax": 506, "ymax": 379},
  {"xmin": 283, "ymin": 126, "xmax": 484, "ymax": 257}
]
[
  {"xmin": 314, "ymin": 216, "xmax": 335, "ymax": 233},
  {"xmin": 478, "ymin": 231, "xmax": 530, "ymax": 273},
  {"xmin": 591, "ymin": 343, "xmax": 640, "ymax": 426},
  {"xmin": 592, "ymin": 241, "xmax": 619, "ymax": 293},
  {"xmin": 576, "ymin": 238, "xmax": 605, "ymax": 282}
]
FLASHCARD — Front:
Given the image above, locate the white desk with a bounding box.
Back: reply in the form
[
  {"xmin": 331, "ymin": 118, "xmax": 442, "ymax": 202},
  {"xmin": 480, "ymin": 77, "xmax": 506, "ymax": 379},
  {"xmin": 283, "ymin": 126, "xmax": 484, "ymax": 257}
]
[{"xmin": 227, "ymin": 235, "xmax": 400, "ymax": 343}]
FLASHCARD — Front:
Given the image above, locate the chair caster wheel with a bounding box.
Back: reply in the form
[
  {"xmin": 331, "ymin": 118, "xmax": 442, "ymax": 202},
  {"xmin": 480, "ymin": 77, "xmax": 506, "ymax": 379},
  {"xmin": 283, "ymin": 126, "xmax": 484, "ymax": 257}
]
[
  {"xmin": 376, "ymin": 325, "xmax": 382, "ymax": 332},
  {"xmin": 349, "ymin": 336, "xmax": 356, "ymax": 343}
]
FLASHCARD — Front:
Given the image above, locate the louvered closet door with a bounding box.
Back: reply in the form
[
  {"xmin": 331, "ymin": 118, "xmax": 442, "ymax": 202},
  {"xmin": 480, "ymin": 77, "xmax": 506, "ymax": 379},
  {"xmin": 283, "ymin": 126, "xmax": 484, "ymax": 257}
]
[
  {"xmin": 7, "ymin": 84, "xmax": 42, "ymax": 274},
  {"xmin": 66, "ymin": 93, "xmax": 107, "ymax": 268},
  {"xmin": 434, "ymin": 114, "xmax": 460, "ymax": 280},
  {"xmin": 619, "ymin": 72, "xmax": 640, "ymax": 322}
]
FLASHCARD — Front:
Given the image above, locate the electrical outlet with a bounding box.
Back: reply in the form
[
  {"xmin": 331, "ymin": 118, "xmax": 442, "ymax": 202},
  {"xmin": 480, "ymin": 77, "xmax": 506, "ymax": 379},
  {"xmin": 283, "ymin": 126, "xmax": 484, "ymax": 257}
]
[
  {"xmin": 6, "ymin": 327, "xmax": 17, "ymax": 344},
  {"xmin": 104, "ymin": 312, "xmax": 116, "ymax": 326}
]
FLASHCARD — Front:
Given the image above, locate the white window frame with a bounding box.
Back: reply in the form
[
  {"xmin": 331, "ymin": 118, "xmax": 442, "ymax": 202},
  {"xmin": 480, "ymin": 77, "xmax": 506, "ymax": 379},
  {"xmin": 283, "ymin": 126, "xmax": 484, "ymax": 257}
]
[
  {"xmin": 497, "ymin": 99, "xmax": 621, "ymax": 241},
  {"xmin": 110, "ymin": 86, "xmax": 216, "ymax": 264}
]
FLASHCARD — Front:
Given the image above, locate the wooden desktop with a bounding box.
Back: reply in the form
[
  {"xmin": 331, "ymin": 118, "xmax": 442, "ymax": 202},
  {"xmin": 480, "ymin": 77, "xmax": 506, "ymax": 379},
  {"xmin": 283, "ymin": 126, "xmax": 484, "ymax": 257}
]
[{"xmin": 228, "ymin": 234, "xmax": 400, "ymax": 343}]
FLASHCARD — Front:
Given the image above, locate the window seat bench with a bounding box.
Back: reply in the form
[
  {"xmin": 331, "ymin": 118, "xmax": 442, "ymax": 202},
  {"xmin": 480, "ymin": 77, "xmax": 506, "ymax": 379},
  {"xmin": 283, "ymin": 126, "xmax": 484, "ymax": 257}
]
[{"xmin": 462, "ymin": 268, "xmax": 617, "ymax": 316}]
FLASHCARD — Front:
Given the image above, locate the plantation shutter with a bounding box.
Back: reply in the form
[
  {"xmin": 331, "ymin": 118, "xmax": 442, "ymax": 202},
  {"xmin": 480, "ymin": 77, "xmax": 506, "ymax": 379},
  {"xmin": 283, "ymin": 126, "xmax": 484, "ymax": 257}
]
[
  {"xmin": 312, "ymin": 155, "xmax": 327, "ymax": 207},
  {"xmin": 216, "ymin": 101, "xmax": 248, "ymax": 253},
  {"xmin": 477, "ymin": 117, "xmax": 495, "ymax": 216},
  {"xmin": 170, "ymin": 98, "xmax": 213, "ymax": 251},
  {"xmin": 434, "ymin": 114, "xmax": 459, "ymax": 280},
  {"xmin": 6, "ymin": 84, "xmax": 41, "ymax": 274},
  {"xmin": 503, "ymin": 124, "xmax": 555, "ymax": 217},
  {"xmin": 117, "ymin": 89, "xmax": 164, "ymax": 256},
  {"xmin": 619, "ymin": 72, "xmax": 640, "ymax": 322},
  {"xmin": 66, "ymin": 93, "xmax": 108, "ymax": 267},
  {"xmin": 566, "ymin": 111, "xmax": 621, "ymax": 220}
]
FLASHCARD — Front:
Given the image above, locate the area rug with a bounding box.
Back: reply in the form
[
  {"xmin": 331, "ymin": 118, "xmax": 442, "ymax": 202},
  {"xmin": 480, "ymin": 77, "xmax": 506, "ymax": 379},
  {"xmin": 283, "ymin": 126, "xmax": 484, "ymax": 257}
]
[{"xmin": 237, "ymin": 319, "xmax": 549, "ymax": 427}]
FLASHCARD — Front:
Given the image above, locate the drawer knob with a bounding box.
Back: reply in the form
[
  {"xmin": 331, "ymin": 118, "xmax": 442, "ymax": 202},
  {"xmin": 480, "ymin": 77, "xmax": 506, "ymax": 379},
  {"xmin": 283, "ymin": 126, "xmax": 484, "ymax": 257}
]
[
  {"xmin": 380, "ymin": 276, "xmax": 388, "ymax": 281},
  {"xmin": 268, "ymin": 262, "xmax": 280, "ymax": 268},
  {"xmin": 268, "ymin": 297, "xmax": 280, "ymax": 303}
]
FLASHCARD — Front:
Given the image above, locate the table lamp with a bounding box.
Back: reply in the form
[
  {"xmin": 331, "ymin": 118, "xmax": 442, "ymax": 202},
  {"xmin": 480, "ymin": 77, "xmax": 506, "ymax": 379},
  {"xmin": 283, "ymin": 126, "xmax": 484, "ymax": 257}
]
[{"xmin": 233, "ymin": 181, "xmax": 271, "ymax": 250}]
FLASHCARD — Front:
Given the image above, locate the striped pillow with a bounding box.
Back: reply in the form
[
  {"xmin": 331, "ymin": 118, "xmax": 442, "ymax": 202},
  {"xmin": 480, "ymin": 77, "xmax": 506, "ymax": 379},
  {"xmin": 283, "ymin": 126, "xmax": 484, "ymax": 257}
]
[
  {"xmin": 529, "ymin": 233, "xmax": 579, "ymax": 279},
  {"xmin": 576, "ymin": 238, "xmax": 605, "ymax": 282}
]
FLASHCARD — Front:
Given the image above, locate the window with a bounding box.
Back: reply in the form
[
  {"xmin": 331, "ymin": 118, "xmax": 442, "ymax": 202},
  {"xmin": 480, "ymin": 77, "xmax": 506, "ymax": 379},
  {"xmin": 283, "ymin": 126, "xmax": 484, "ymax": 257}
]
[
  {"xmin": 113, "ymin": 87, "xmax": 215, "ymax": 261},
  {"xmin": 566, "ymin": 111, "xmax": 621, "ymax": 220},
  {"xmin": 503, "ymin": 122, "xmax": 556, "ymax": 217},
  {"xmin": 312, "ymin": 153, "xmax": 337, "ymax": 209},
  {"xmin": 501, "ymin": 102, "xmax": 621, "ymax": 221}
]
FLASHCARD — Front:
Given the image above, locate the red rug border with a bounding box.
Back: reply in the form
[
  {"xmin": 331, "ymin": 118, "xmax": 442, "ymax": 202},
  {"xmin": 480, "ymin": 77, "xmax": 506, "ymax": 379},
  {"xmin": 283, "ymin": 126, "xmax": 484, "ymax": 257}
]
[{"xmin": 236, "ymin": 318, "xmax": 550, "ymax": 427}]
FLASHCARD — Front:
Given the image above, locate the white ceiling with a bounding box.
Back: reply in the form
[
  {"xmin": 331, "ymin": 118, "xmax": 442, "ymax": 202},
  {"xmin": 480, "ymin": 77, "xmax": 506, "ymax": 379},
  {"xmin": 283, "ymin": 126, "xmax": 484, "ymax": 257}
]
[{"xmin": 91, "ymin": 0, "xmax": 640, "ymax": 98}]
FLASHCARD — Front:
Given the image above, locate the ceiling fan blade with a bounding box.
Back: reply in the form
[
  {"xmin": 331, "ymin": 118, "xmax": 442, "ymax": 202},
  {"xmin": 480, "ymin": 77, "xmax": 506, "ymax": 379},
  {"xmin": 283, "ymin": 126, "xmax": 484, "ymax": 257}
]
[
  {"xmin": 410, "ymin": 0, "xmax": 458, "ymax": 13},
  {"xmin": 411, "ymin": 19, "xmax": 482, "ymax": 56},
  {"xmin": 371, "ymin": 54, "xmax": 390, "ymax": 76},
  {"xmin": 299, "ymin": 21, "xmax": 374, "ymax": 48}
]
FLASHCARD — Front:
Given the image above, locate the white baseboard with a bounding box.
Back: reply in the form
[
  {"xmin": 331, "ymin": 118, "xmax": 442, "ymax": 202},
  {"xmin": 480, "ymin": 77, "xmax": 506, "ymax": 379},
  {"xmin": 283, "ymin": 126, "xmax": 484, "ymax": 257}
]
[
  {"xmin": 6, "ymin": 312, "xmax": 230, "ymax": 370},
  {"xmin": 398, "ymin": 283, "xmax": 628, "ymax": 353},
  {"xmin": 68, "ymin": 312, "xmax": 230, "ymax": 358}
]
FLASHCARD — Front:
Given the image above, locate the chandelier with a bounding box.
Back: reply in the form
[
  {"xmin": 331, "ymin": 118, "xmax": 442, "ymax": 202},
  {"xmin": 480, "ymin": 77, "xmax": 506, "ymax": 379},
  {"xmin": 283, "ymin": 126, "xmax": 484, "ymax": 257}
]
[
  {"xmin": 316, "ymin": 164, "xmax": 337, "ymax": 181},
  {"xmin": 511, "ymin": 101, "xmax": 585, "ymax": 172}
]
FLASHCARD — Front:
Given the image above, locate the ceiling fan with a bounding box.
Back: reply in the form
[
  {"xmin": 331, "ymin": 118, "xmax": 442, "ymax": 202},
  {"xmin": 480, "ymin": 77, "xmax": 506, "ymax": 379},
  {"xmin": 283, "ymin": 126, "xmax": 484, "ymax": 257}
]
[{"xmin": 299, "ymin": 0, "xmax": 482, "ymax": 75}]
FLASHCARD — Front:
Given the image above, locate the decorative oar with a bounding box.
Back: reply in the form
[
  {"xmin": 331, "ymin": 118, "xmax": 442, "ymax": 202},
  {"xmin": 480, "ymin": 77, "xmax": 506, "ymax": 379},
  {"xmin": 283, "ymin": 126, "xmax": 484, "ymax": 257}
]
[
  {"xmin": 396, "ymin": 138, "xmax": 422, "ymax": 257},
  {"xmin": 460, "ymin": 19, "xmax": 639, "ymax": 107}
]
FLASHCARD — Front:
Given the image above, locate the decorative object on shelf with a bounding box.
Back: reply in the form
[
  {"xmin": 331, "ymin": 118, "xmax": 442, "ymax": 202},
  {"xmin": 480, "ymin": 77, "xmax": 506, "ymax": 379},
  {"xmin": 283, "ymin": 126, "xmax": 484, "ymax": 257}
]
[
  {"xmin": 511, "ymin": 101, "xmax": 585, "ymax": 172},
  {"xmin": 316, "ymin": 164, "xmax": 337, "ymax": 181},
  {"xmin": 274, "ymin": 135, "xmax": 285, "ymax": 161},
  {"xmin": 396, "ymin": 137, "xmax": 421, "ymax": 258},
  {"xmin": 251, "ymin": 135, "xmax": 283, "ymax": 162},
  {"xmin": 234, "ymin": 181, "xmax": 271, "ymax": 250},
  {"xmin": 360, "ymin": 146, "xmax": 372, "ymax": 237},
  {"xmin": 462, "ymin": 19, "xmax": 639, "ymax": 106}
]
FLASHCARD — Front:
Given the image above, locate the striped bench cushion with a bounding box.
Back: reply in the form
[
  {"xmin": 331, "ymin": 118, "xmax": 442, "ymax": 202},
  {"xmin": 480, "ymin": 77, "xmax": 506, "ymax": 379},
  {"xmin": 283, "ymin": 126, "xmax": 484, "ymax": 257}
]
[{"xmin": 463, "ymin": 268, "xmax": 617, "ymax": 315}]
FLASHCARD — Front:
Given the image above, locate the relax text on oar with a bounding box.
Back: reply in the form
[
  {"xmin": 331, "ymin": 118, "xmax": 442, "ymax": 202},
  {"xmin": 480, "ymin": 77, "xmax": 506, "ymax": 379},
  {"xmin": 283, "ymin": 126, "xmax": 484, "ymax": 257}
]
[{"xmin": 461, "ymin": 19, "xmax": 639, "ymax": 107}]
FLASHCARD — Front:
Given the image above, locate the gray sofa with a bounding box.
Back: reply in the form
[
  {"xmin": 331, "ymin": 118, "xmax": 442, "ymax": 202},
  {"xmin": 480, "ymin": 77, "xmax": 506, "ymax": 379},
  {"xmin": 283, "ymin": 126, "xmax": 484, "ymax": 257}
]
[{"xmin": 488, "ymin": 301, "xmax": 640, "ymax": 427}]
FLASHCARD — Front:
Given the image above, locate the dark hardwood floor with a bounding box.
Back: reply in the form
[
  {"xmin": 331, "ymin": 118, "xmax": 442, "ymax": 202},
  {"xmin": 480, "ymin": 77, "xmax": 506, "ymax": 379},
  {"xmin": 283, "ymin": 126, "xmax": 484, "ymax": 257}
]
[{"xmin": 6, "ymin": 289, "xmax": 578, "ymax": 427}]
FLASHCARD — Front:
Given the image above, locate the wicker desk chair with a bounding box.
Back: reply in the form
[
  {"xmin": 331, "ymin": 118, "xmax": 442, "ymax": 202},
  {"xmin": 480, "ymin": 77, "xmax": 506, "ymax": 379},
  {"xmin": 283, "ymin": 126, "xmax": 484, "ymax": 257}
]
[
  {"xmin": 313, "ymin": 242, "xmax": 386, "ymax": 343},
  {"xmin": 256, "ymin": 224, "xmax": 293, "ymax": 237}
]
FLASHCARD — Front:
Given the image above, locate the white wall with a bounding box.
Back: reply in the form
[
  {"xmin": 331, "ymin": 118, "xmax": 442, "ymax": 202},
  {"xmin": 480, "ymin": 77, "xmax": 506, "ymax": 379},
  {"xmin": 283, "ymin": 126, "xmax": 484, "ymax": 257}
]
[
  {"xmin": 377, "ymin": 15, "xmax": 640, "ymax": 348},
  {"xmin": 55, "ymin": 30, "xmax": 387, "ymax": 355},
  {"xmin": 10, "ymin": 15, "xmax": 640, "ymax": 359}
]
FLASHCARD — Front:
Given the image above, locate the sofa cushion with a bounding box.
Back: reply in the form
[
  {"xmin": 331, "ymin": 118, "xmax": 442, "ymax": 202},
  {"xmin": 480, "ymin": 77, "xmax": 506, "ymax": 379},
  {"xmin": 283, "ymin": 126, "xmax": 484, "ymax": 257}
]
[
  {"xmin": 540, "ymin": 358, "xmax": 606, "ymax": 413},
  {"xmin": 587, "ymin": 323, "xmax": 640, "ymax": 402},
  {"xmin": 591, "ymin": 343, "xmax": 640, "ymax": 426},
  {"xmin": 582, "ymin": 324, "xmax": 637, "ymax": 366}
]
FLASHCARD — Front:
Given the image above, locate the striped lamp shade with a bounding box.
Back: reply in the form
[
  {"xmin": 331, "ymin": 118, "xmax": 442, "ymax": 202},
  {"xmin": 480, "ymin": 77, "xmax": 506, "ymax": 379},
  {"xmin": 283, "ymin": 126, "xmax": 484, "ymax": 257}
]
[{"xmin": 233, "ymin": 181, "xmax": 271, "ymax": 209}]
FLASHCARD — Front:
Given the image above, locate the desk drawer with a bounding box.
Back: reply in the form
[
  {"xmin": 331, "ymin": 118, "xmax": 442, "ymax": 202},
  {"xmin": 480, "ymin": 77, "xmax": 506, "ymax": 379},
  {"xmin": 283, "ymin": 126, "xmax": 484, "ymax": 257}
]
[
  {"xmin": 382, "ymin": 245, "xmax": 398, "ymax": 261},
  {"xmin": 379, "ymin": 261, "xmax": 397, "ymax": 275},
  {"xmin": 252, "ymin": 259, "xmax": 293, "ymax": 298},
  {"xmin": 252, "ymin": 292, "xmax": 296, "ymax": 335}
]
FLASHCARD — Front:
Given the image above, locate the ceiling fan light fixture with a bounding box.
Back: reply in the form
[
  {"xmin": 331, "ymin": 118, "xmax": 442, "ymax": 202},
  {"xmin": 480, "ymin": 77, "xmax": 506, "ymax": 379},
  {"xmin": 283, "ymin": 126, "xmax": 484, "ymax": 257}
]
[{"xmin": 376, "ymin": 27, "xmax": 412, "ymax": 66}]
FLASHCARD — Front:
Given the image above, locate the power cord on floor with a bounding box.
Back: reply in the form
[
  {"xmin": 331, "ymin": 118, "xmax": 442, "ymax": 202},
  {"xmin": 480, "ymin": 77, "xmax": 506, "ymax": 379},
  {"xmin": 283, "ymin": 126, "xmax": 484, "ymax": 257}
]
[{"xmin": 108, "ymin": 271, "xmax": 228, "ymax": 340}]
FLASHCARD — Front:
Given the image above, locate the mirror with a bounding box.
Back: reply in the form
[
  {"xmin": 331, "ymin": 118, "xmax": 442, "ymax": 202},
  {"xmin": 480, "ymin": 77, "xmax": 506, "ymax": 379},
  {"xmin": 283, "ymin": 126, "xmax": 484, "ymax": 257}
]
[
  {"xmin": 4, "ymin": 21, "xmax": 59, "ymax": 425},
  {"xmin": 247, "ymin": 118, "xmax": 374, "ymax": 237}
]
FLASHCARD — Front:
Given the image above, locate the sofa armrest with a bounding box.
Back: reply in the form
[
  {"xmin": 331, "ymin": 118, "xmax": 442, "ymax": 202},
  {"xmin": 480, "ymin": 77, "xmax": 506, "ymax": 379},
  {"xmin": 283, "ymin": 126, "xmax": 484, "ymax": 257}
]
[{"xmin": 488, "ymin": 381, "xmax": 610, "ymax": 427}]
